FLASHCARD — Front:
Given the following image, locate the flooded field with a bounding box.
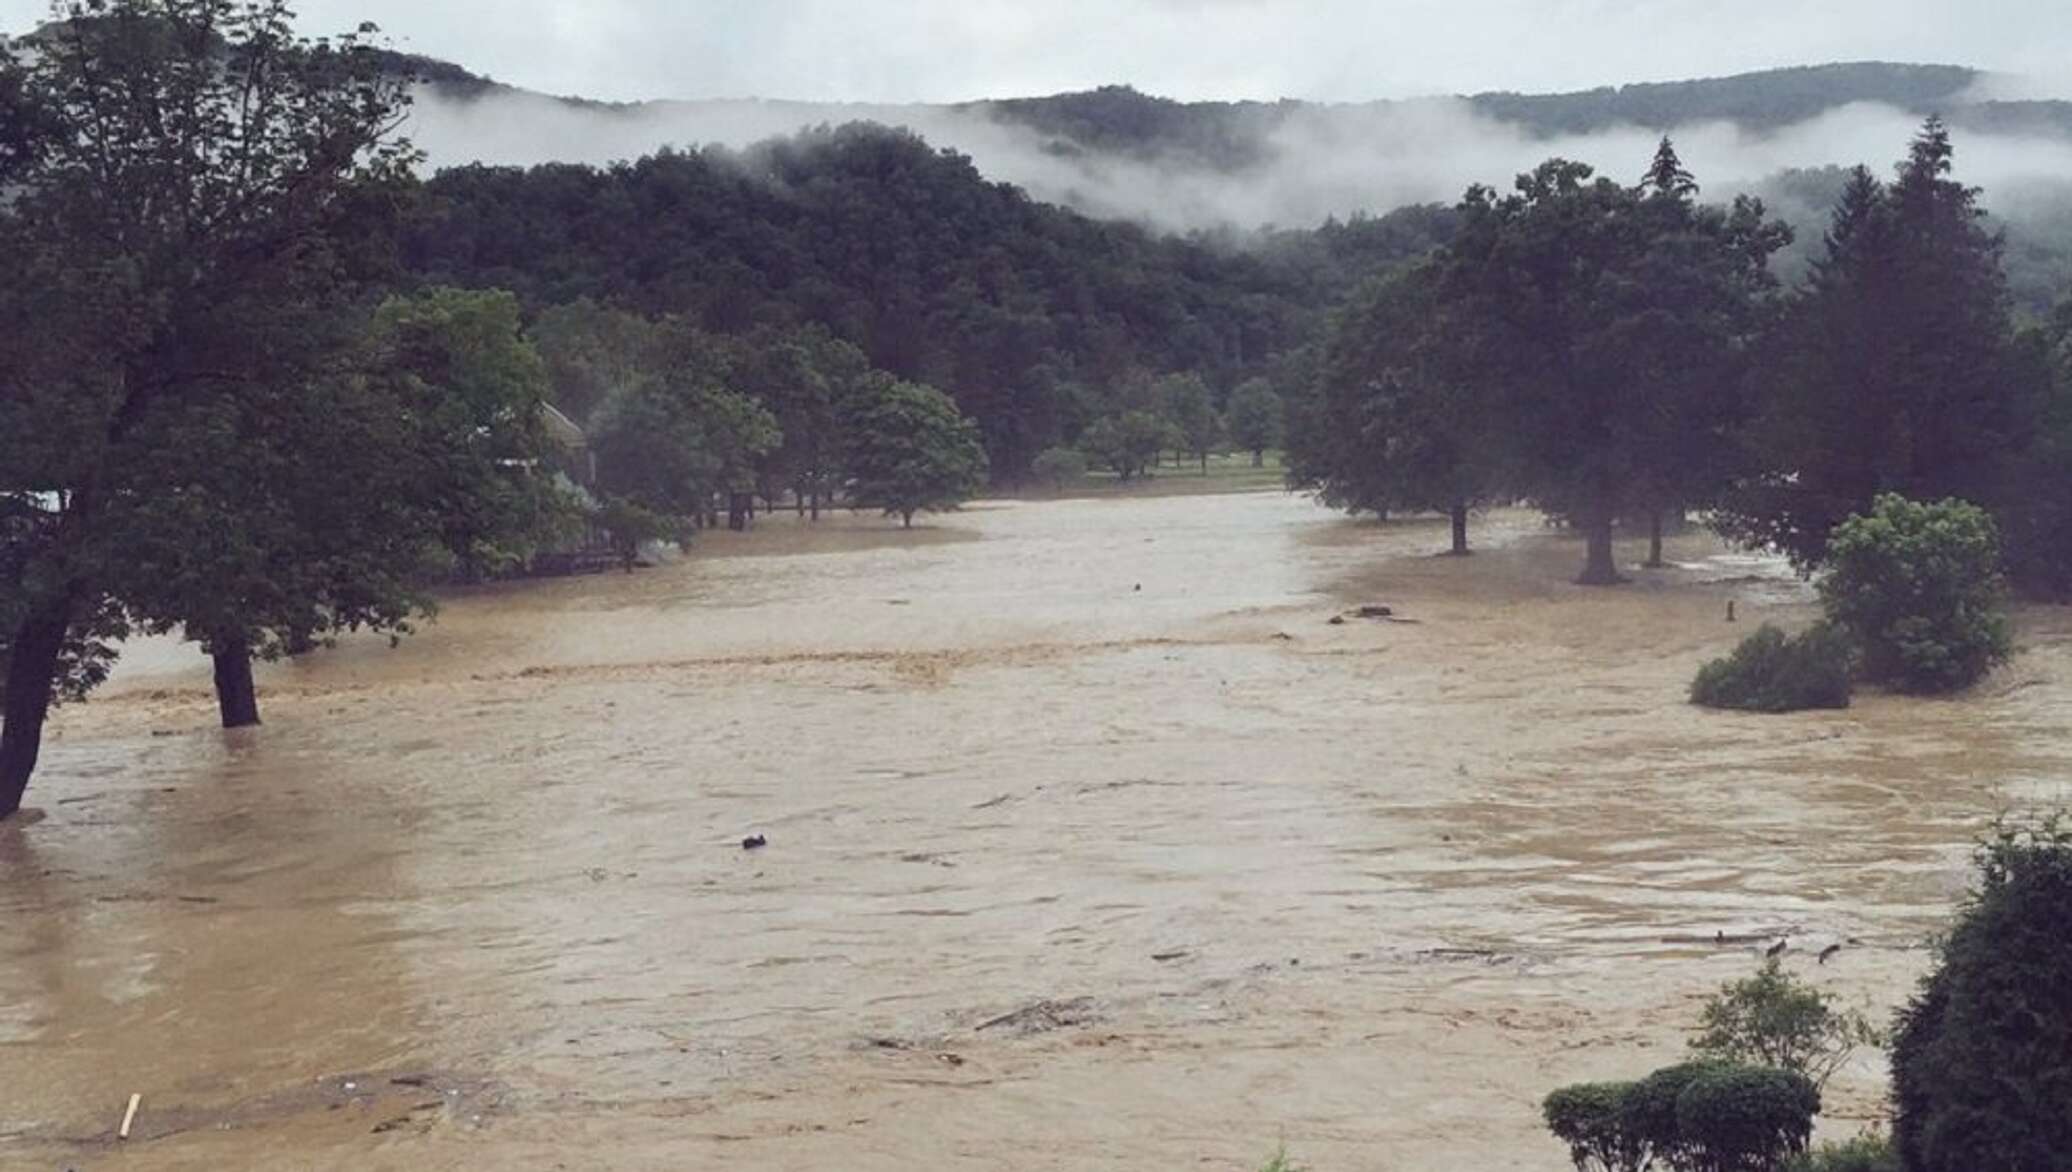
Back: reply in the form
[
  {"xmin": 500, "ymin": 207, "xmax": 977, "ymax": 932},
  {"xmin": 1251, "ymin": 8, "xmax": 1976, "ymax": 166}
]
[{"xmin": 4, "ymin": 493, "xmax": 2069, "ymax": 1171}]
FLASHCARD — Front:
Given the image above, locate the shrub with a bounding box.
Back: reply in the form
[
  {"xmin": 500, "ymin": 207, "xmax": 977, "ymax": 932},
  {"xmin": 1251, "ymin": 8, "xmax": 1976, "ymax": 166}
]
[
  {"xmin": 1675, "ymin": 1065, "xmax": 1819, "ymax": 1172},
  {"xmin": 1819, "ymin": 495, "xmax": 2012, "ymax": 693},
  {"xmin": 1626, "ymin": 1060, "xmax": 1734, "ymax": 1170},
  {"xmin": 1031, "ymin": 446, "xmax": 1088, "ymax": 492},
  {"xmin": 1690, "ymin": 623, "xmax": 1855, "ymax": 712},
  {"xmin": 1891, "ymin": 818, "xmax": 2072, "ymax": 1172},
  {"xmin": 1789, "ymin": 1133, "xmax": 1899, "ymax": 1172},
  {"xmin": 1691, "ymin": 958, "xmax": 1881, "ymax": 1089},
  {"xmin": 1544, "ymin": 1081, "xmax": 1645, "ymax": 1172}
]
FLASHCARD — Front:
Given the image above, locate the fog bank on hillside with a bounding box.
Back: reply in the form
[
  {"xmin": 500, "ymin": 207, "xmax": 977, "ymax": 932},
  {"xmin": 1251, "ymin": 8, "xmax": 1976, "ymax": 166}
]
[{"xmin": 406, "ymin": 86, "xmax": 2072, "ymax": 235}]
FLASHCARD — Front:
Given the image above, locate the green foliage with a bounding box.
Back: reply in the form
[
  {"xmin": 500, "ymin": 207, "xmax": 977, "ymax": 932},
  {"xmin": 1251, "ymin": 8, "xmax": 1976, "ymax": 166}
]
[
  {"xmin": 1627, "ymin": 1060, "xmax": 1736, "ymax": 1170},
  {"xmin": 1082, "ymin": 410, "xmax": 1172, "ymax": 481},
  {"xmin": 1689, "ymin": 959, "xmax": 1881, "ymax": 1088},
  {"xmin": 842, "ymin": 379, "xmax": 989, "ymax": 526},
  {"xmin": 1788, "ymin": 1134, "xmax": 1898, "ymax": 1172},
  {"xmin": 1818, "ymin": 495, "xmax": 2012, "ymax": 693},
  {"xmin": 589, "ymin": 329, "xmax": 782, "ymax": 524},
  {"xmin": 1031, "ymin": 446, "xmax": 1088, "ymax": 491},
  {"xmin": 0, "ymin": 0, "xmax": 414, "ymax": 811},
  {"xmin": 370, "ymin": 287, "xmax": 583, "ymax": 580},
  {"xmin": 1674, "ymin": 1066, "xmax": 1820, "ymax": 1172},
  {"xmin": 1441, "ymin": 149, "xmax": 1788, "ymax": 583},
  {"xmin": 1717, "ymin": 123, "xmax": 2035, "ymax": 575},
  {"xmin": 1158, "ymin": 372, "xmax": 1224, "ymax": 471},
  {"xmin": 1542, "ymin": 1061, "xmax": 1818, "ymax": 1172},
  {"xmin": 1892, "ymin": 818, "xmax": 2072, "ymax": 1172},
  {"xmin": 1257, "ymin": 1146, "xmax": 1308, "ymax": 1172},
  {"xmin": 1543, "ymin": 1082, "xmax": 1647, "ymax": 1172},
  {"xmin": 1690, "ymin": 624, "xmax": 1856, "ymax": 713},
  {"xmin": 1225, "ymin": 377, "xmax": 1284, "ymax": 465}
]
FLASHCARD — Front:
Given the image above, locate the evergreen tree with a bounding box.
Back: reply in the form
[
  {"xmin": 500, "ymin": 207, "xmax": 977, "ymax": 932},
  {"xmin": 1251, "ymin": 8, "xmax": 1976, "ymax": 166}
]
[{"xmin": 1719, "ymin": 121, "xmax": 2028, "ymax": 569}]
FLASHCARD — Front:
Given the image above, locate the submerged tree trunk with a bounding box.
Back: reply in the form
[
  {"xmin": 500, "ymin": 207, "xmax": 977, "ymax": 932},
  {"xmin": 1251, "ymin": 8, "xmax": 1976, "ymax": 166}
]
[
  {"xmin": 728, "ymin": 492, "xmax": 751, "ymax": 532},
  {"xmin": 1449, "ymin": 501, "xmax": 1471, "ymax": 556},
  {"xmin": 212, "ymin": 637, "xmax": 261, "ymax": 729},
  {"xmin": 901, "ymin": 510, "xmax": 914, "ymax": 529},
  {"xmin": 1577, "ymin": 505, "xmax": 1625, "ymax": 586},
  {"xmin": 1645, "ymin": 509, "xmax": 1667, "ymax": 569},
  {"xmin": 1199, "ymin": 452, "xmax": 1208, "ymax": 476},
  {"xmin": 809, "ymin": 489, "xmax": 821, "ymax": 522},
  {"xmin": 0, "ymin": 592, "xmax": 77, "ymax": 819},
  {"xmin": 1251, "ymin": 448, "xmax": 1265, "ymax": 468}
]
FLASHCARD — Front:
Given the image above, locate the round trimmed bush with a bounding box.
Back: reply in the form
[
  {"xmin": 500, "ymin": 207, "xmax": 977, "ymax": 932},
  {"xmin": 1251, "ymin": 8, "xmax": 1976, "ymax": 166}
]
[
  {"xmin": 1544, "ymin": 1081, "xmax": 1644, "ymax": 1172},
  {"xmin": 1675, "ymin": 1065, "xmax": 1819, "ymax": 1172}
]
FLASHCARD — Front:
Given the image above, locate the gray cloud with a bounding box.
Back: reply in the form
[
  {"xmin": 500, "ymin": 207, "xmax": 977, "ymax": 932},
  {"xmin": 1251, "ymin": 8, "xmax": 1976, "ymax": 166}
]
[{"xmin": 6, "ymin": 0, "xmax": 2068, "ymax": 104}]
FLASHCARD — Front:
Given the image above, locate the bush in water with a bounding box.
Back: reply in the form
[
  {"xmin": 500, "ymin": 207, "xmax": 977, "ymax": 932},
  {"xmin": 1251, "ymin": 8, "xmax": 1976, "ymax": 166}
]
[
  {"xmin": 1543, "ymin": 1081, "xmax": 1646, "ymax": 1172},
  {"xmin": 1691, "ymin": 623, "xmax": 1855, "ymax": 712},
  {"xmin": 1819, "ymin": 495, "xmax": 2011, "ymax": 694}
]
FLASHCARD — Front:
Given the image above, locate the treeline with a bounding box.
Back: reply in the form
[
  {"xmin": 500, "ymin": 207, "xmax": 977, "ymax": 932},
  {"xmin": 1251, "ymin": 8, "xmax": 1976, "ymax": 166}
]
[
  {"xmin": 1289, "ymin": 124, "xmax": 2072, "ymax": 597},
  {"xmin": 401, "ymin": 128, "xmax": 1452, "ymax": 479}
]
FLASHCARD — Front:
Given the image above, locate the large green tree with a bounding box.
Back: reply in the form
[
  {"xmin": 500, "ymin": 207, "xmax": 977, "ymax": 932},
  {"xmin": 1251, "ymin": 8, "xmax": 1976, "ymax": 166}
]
[
  {"xmin": 1307, "ymin": 260, "xmax": 1506, "ymax": 553},
  {"xmin": 589, "ymin": 323, "xmax": 781, "ymax": 526},
  {"xmin": 1442, "ymin": 153, "xmax": 1787, "ymax": 583},
  {"xmin": 842, "ymin": 379, "xmax": 989, "ymax": 527},
  {"xmin": 0, "ymin": 0, "xmax": 413, "ymax": 816}
]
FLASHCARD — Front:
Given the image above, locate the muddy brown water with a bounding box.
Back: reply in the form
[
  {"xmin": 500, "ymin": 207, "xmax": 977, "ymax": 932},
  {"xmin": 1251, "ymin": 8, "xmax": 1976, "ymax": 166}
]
[{"xmin": 3, "ymin": 494, "xmax": 2069, "ymax": 1171}]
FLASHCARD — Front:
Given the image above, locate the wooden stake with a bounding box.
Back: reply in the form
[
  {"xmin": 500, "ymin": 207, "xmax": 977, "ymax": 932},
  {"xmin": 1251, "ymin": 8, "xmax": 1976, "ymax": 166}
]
[{"xmin": 119, "ymin": 1093, "xmax": 140, "ymax": 1140}]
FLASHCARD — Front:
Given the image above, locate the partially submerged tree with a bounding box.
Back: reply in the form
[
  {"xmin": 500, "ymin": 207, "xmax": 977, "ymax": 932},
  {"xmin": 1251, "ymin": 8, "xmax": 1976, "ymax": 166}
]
[
  {"xmin": 1442, "ymin": 152, "xmax": 1788, "ymax": 583},
  {"xmin": 1690, "ymin": 958, "xmax": 1881, "ymax": 1090},
  {"xmin": 843, "ymin": 379, "xmax": 989, "ymax": 527},
  {"xmin": 1818, "ymin": 494, "xmax": 2011, "ymax": 694},
  {"xmin": 0, "ymin": 0, "xmax": 414, "ymax": 815}
]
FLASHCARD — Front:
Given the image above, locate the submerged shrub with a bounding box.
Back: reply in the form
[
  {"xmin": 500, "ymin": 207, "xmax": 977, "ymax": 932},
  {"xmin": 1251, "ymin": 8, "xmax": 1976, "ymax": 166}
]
[
  {"xmin": 1819, "ymin": 495, "xmax": 2011, "ymax": 694},
  {"xmin": 1690, "ymin": 623, "xmax": 1855, "ymax": 712},
  {"xmin": 1675, "ymin": 1065, "xmax": 1819, "ymax": 1172},
  {"xmin": 1892, "ymin": 818, "xmax": 2072, "ymax": 1172}
]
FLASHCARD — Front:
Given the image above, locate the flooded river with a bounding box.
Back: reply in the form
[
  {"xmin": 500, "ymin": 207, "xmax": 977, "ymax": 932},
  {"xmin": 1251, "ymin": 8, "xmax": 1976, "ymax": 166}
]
[{"xmin": 4, "ymin": 493, "xmax": 2069, "ymax": 1170}]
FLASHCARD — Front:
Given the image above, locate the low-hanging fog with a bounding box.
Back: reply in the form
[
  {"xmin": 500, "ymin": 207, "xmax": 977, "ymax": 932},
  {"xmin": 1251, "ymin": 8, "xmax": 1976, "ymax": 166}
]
[{"xmin": 404, "ymin": 83, "xmax": 2072, "ymax": 237}]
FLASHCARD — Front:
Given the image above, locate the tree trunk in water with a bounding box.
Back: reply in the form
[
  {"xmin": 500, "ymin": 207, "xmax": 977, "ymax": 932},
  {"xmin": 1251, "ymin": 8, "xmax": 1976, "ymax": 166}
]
[
  {"xmin": 1377, "ymin": 506, "xmax": 1390, "ymax": 522},
  {"xmin": 901, "ymin": 510, "xmax": 914, "ymax": 529},
  {"xmin": 1577, "ymin": 507, "xmax": 1625, "ymax": 585},
  {"xmin": 0, "ymin": 594, "xmax": 76, "ymax": 819},
  {"xmin": 794, "ymin": 487, "xmax": 805, "ymax": 517},
  {"xmin": 212, "ymin": 638, "xmax": 262, "ymax": 729},
  {"xmin": 1199, "ymin": 453, "xmax": 1208, "ymax": 476},
  {"xmin": 1645, "ymin": 510, "xmax": 1667, "ymax": 569},
  {"xmin": 1251, "ymin": 449, "xmax": 1264, "ymax": 468},
  {"xmin": 809, "ymin": 490, "xmax": 821, "ymax": 522},
  {"xmin": 728, "ymin": 492, "xmax": 750, "ymax": 532},
  {"xmin": 1449, "ymin": 502, "xmax": 1471, "ymax": 556}
]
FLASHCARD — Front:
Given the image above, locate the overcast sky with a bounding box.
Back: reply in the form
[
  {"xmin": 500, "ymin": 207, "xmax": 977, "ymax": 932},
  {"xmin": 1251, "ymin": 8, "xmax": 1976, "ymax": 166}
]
[{"xmin": 4, "ymin": 0, "xmax": 2068, "ymax": 103}]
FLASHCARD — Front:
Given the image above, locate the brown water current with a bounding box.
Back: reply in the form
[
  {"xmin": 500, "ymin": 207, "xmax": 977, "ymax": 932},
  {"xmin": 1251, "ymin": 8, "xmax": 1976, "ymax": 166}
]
[{"xmin": 3, "ymin": 493, "xmax": 2069, "ymax": 1170}]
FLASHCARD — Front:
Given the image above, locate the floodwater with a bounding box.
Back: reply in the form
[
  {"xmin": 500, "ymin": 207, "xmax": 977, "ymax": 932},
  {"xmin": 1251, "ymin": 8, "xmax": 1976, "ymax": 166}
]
[{"xmin": 3, "ymin": 494, "xmax": 2069, "ymax": 1171}]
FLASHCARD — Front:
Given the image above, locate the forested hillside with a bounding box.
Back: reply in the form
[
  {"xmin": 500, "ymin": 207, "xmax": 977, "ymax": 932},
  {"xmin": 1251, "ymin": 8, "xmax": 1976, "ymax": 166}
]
[{"xmin": 404, "ymin": 125, "xmax": 1454, "ymax": 476}]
